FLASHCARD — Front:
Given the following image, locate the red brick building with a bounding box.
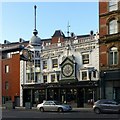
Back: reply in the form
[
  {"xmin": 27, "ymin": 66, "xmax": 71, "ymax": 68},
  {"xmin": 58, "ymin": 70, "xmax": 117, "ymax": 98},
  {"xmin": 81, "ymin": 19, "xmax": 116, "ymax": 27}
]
[
  {"xmin": 2, "ymin": 42, "xmax": 27, "ymax": 106},
  {"xmin": 99, "ymin": 1, "xmax": 120, "ymax": 102}
]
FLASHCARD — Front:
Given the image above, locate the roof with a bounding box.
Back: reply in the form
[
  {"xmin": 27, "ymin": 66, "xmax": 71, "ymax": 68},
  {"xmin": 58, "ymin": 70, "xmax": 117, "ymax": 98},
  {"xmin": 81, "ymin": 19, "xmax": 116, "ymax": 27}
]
[
  {"xmin": 30, "ymin": 35, "xmax": 41, "ymax": 46},
  {"xmin": 52, "ymin": 30, "xmax": 65, "ymax": 37}
]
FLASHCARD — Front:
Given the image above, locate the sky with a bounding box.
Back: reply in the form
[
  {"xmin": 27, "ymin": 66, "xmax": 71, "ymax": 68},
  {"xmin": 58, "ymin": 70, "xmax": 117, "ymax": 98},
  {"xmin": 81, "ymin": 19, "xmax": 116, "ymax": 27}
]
[{"xmin": 1, "ymin": 2, "xmax": 99, "ymax": 44}]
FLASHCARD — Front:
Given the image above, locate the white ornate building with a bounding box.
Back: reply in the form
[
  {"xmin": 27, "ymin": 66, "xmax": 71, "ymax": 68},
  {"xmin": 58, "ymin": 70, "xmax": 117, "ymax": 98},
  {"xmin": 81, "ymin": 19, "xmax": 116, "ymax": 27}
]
[{"xmin": 20, "ymin": 29, "xmax": 100, "ymax": 107}]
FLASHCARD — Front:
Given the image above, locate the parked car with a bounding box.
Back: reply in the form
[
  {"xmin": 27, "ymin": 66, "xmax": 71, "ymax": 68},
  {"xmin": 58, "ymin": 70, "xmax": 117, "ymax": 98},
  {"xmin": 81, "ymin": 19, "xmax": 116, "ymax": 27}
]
[
  {"xmin": 37, "ymin": 100, "xmax": 72, "ymax": 112},
  {"xmin": 93, "ymin": 99, "xmax": 120, "ymax": 114}
]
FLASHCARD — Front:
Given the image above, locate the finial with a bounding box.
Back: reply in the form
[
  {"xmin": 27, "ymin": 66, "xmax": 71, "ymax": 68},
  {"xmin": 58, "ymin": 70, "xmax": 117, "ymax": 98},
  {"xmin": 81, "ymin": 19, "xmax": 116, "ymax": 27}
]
[
  {"xmin": 67, "ymin": 21, "xmax": 70, "ymax": 38},
  {"xmin": 33, "ymin": 5, "xmax": 38, "ymax": 36}
]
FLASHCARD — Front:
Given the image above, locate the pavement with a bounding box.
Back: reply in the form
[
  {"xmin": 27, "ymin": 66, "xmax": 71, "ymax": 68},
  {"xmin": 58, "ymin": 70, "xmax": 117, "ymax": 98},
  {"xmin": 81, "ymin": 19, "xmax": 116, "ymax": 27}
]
[{"xmin": 2, "ymin": 106, "xmax": 93, "ymax": 112}]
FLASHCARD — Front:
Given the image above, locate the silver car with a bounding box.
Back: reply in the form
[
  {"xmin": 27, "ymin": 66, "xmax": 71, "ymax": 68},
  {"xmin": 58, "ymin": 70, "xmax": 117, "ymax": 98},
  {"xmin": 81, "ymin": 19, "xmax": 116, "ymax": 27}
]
[
  {"xmin": 93, "ymin": 99, "xmax": 120, "ymax": 114},
  {"xmin": 37, "ymin": 100, "xmax": 72, "ymax": 112}
]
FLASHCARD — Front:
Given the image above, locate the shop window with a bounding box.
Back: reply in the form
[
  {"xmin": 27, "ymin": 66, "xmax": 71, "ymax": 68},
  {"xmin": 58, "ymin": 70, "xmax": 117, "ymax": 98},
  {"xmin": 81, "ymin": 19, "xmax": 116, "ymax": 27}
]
[
  {"xmin": 43, "ymin": 75, "xmax": 47, "ymax": 83},
  {"xmin": 52, "ymin": 59, "xmax": 58, "ymax": 68},
  {"xmin": 109, "ymin": 47, "xmax": 118, "ymax": 65},
  {"xmin": 51, "ymin": 74, "xmax": 55, "ymax": 82},
  {"xmin": 82, "ymin": 54, "xmax": 89, "ymax": 64},
  {"xmin": 109, "ymin": 19, "xmax": 118, "ymax": 34},
  {"xmin": 82, "ymin": 71, "xmax": 87, "ymax": 80},
  {"xmin": 5, "ymin": 65, "xmax": 9, "ymax": 73},
  {"xmin": 109, "ymin": 0, "xmax": 118, "ymax": 12},
  {"xmin": 43, "ymin": 60, "xmax": 47, "ymax": 69}
]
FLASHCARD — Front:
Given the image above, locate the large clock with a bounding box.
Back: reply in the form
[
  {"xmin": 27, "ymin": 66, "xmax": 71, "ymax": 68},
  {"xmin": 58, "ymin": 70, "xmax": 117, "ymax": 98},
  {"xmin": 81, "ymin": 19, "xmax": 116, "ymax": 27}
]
[
  {"xmin": 62, "ymin": 63, "xmax": 73, "ymax": 77},
  {"xmin": 22, "ymin": 49, "xmax": 29, "ymax": 59}
]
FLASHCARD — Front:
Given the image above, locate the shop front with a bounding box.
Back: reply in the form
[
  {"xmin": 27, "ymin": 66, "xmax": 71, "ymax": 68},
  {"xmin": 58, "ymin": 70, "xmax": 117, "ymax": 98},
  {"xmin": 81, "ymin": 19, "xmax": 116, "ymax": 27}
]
[{"xmin": 22, "ymin": 81, "xmax": 99, "ymax": 107}]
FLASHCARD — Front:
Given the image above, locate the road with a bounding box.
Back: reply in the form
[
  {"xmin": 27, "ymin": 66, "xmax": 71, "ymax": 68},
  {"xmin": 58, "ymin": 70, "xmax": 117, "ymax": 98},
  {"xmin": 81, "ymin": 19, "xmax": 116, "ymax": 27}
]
[{"xmin": 1, "ymin": 108, "xmax": 120, "ymax": 120}]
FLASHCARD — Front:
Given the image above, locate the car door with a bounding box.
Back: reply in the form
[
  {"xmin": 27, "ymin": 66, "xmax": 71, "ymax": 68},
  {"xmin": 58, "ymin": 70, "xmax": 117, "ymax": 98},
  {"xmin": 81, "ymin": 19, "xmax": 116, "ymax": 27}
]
[
  {"xmin": 100, "ymin": 101, "xmax": 111, "ymax": 112},
  {"xmin": 108, "ymin": 101, "xmax": 119, "ymax": 112},
  {"xmin": 49, "ymin": 101, "xmax": 58, "ymax": 111},
  {"xmin": 43, "ymin": 101, "xmax": 51, "ymax": 111}
]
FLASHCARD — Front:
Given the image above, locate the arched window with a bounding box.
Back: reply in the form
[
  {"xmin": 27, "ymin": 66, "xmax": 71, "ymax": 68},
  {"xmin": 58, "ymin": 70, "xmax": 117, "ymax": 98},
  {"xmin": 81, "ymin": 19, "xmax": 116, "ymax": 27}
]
[
  {"xmin": 109, "ymin": 0, "xmax": 118, "ymax": 12},
  {"xmin": 109, "ymin": 47, "xmax": 118, "ymax": 65},
  {"xmin": 109, "ymin": 19, "xmax": 118, "ymax": 34}
]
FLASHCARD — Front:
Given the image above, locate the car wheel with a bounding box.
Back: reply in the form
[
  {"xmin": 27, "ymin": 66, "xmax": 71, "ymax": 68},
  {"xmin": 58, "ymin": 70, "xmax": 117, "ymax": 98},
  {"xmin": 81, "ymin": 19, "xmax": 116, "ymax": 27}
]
[
  {"xmin": 94, "ymin": 108, "xmax": 101, "ymax": 114},
  {"xmin": 119, "ymin": 109, "xmax": 120, "ymax": 113},
  {"xmin": 58, "ymin": 107, "xmax": 63, "ymax": 112},
  {"xmin": 40, "ymin": 107, "xmax": 44, "ymax": 112}
]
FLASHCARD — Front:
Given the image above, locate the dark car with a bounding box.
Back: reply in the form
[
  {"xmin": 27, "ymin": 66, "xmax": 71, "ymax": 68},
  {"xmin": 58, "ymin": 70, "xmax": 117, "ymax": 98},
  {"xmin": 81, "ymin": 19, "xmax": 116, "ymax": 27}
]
[
  {"xmin": 93, "ymin": 99, "xmax": 120, "ymax": 114},
  {"xmin": 37, "ymin": 100, "xmax": 72, "ymax": 112}
]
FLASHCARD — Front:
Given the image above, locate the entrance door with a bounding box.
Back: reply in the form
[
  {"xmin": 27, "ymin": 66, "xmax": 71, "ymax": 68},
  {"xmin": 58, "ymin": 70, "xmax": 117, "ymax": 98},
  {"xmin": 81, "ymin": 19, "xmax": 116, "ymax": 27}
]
[
  {"xmin": 77, "ymin": 89, "xmax": 84, "ymax": 107},
  {"xmin": 14, "ymin": 96, "xmax": 20, "ymax": 107},
  {"xmin": 114, "ymin": 88, "xmax": 120, "ymax": 102}
]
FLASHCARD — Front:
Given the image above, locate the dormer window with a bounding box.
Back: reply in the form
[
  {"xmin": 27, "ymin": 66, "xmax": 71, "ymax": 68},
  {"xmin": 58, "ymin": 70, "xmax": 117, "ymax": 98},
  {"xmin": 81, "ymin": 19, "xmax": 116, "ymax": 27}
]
[{"xmin": 58, "ymin": 37, "xmax": 60, "ymax": 43}]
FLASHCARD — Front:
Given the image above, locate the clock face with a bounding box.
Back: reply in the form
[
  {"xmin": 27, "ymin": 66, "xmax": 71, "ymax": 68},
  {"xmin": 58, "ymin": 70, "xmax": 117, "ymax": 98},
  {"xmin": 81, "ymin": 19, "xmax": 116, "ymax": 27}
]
[
  {"xmin": 62, "ymin": 64, "xmax": 73, "ymax": 77},
  {"xmin": 22, "ymin": 49, "xmax": 29, "ymax": 58}
]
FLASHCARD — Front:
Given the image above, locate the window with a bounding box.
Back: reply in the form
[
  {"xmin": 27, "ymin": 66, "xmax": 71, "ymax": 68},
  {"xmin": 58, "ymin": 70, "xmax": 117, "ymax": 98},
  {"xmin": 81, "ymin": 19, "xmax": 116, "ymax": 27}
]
[
  {"xmin": 82, "ymin": 54, "xmax": 89, "ymax": 64},
  {"xmin": 109, "ymin": 47, "xmax": 118, "ymax": 65},
  {"xmin": 57, "ymin": 74, "xmax": 59, "ymax": 81},
  {"xmin": 35, "ymin": 72, "xmax": 40, "ymax": 82},
  {"xmin": 43, "ymin": 60, "xmax": 47, "ymax": 69},
  {"xmin": 93, "ymin": 71, "xmax": 96, "ymax": 78},
  {"xmin": 43, "ymin": 75, "xmax": 47, "ymax": 83},
  {"xmin": 82, "ymin": 71, "xmax": 87, "ymax": 80},
  {"xmin": 52, "ymin": 59, "xmax": 58, "ymax": 68},
  {"xmin": 51, "ymin": 74, "xmax": 55, "ymax": 82},
  {"xmin": 5, "ymin": 65, "xmax": 9, "ymax": 73},
  {"xmin": 109, "ymin": 0, "xmax": 118, "ymax": 12},
  {"xmin": 5, "ymin": 81, "xmax": 9, "ymax": 90},
  {"xmin": 35, "ymin": 51, "xmax": 40, "ymax": 58},
  {"xmin": 35, "ymin": 60, "xmax": 40, "ymax": 67},
  {"xmin": 109, "ymin": 19, "xmax": 118, "ymax": 34}
]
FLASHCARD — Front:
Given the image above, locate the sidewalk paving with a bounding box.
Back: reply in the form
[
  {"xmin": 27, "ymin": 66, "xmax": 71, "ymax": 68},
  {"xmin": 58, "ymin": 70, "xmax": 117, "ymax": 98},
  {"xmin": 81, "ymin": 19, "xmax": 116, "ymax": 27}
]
[{"xmin": 2, "ymin": 106, "xmax": 93, "ymax": 112}]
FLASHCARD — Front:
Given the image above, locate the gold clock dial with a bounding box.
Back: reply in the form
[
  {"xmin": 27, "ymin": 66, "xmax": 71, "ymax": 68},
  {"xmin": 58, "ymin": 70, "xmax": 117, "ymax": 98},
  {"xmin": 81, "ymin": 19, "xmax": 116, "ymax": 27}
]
[{"xmin": 62, "ymin": 64, "xmax": 73, "ymax": 77}]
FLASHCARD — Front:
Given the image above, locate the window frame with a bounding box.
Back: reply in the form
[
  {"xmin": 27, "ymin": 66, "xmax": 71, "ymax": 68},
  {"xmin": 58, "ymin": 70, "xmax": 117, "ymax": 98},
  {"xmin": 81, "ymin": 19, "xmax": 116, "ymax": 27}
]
[
  {"xmin": 52, "ymin": 59, "xmax": 58, "ymax": 68},
  {"xmin": 5, "ymin": 81, "xmax": 9, "ymax": 90},
  {"xmin": 109, "ymin": 19, "xmax": 118, "ymax": 34},
  {"xmin": 51, "ymin": 74, "xmax": 55, "ymax": 82},
  {"xmin": 43, "ymin": 75, "xmax": 47, "ymax": 83},
  {"xmin": 109, "ymin": 47, "xmax": 118, "ymax": 65},
  {"xmin": 43, "ymin": 60, "xmax": 47, "ymax": 69},
  {"xmin": 82, "ymin": 71, "xmax": 87, "ymax": 80},
  {"xmin": 5, "ymin": 65, "xmax": 9, "ymax": 73},
  {"xmin": 82, "ymin": 53, "xmax": 89, "ymax": 64}
]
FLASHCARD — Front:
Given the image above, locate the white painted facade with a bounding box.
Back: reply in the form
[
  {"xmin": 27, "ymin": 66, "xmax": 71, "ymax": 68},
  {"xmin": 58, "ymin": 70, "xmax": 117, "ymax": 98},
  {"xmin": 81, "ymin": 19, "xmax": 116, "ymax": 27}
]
[{"xmin": 20, "ymin": 33, "xmax": 99, "ymax": 106}]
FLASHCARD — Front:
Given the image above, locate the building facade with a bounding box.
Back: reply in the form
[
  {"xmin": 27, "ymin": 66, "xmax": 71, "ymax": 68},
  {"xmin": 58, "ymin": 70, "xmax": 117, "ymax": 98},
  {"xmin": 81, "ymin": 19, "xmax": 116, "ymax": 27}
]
[
  {"xmin": 99, "ymin": 1, "xmax": 120, "ymax": 102},
  {"xmin": 20, "ymin": 30, "xmax": 100, "ymax": 107},
  {"xmin": 1, "ymin": 40, "xmax": 27, "ymax": 106}
]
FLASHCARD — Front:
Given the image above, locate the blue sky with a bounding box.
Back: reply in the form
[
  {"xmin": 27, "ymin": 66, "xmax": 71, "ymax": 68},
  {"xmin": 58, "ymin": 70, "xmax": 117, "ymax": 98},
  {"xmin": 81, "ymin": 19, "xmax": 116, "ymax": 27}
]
[{"xmin": 1, "ymin": 2, "xmax": 98, "ymax": 43}]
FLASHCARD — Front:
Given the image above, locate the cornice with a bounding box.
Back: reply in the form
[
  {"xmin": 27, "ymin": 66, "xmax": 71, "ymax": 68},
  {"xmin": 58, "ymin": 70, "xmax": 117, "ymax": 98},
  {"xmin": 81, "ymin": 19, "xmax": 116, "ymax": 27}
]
[
  {"xmin": 99, "ymin": 10, "xmax": 120, "ymax": 18},
  {"xmin": 99, "ymin": 33, "xmax": 120, "ymax": 44}
]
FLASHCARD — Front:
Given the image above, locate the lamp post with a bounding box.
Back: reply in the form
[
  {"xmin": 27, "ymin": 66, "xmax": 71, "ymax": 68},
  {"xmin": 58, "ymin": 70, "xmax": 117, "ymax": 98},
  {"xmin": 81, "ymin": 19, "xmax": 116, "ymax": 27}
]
[{"xmin": 89, "ymin": 70, "xmax": 95, "ymax": 104}]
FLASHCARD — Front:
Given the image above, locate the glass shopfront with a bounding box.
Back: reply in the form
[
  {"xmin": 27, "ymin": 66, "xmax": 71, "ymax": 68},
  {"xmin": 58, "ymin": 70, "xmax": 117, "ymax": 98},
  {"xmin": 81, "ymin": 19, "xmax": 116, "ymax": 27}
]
[{"xmin": 22, "ymin": 82, "xmax": 99, "ymax": 107}]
